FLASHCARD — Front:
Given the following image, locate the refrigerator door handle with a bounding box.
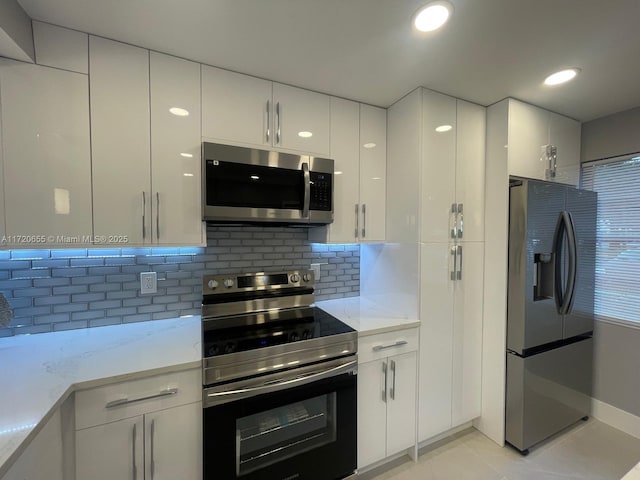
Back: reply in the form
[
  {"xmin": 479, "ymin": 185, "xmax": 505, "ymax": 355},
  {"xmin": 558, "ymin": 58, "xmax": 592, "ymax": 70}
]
[
  {"xmin": 554, "ymin": 211, "xmax": 577, "ymax": 315},
  {"xmin": 564, "ymin": 212, "xmax": 578, "ymax": 314}
]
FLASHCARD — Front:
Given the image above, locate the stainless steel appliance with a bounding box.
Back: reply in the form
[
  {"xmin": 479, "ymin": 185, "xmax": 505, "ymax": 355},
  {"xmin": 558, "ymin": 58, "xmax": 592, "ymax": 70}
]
[
  {"xmin": 202, "ymin": 142, "xmax": 334, "ymax": 225},
  {"xmin": 506, "ymin": 177, "xmax": 597, "ymax": 454},
  {"xmin": 201, "ymin": 270, "xmax": 357, "ymax": 480}
]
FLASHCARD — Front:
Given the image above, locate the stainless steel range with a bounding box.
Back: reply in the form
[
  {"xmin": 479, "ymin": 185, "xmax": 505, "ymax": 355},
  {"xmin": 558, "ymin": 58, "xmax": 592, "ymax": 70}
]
[{"xmin": 201, "ymin": 270, "xmax": 357, "ymax": 480}]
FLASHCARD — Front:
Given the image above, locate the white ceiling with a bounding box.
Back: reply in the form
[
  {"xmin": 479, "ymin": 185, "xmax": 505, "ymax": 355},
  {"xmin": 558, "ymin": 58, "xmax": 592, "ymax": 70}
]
[{"xmin": 17, "ymin": 0, "xmax": 640, "ymax": 121}]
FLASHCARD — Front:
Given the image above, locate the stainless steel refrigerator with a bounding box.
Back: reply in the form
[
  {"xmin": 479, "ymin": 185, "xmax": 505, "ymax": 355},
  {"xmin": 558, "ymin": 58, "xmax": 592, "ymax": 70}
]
[{"xmin": 505, "ymin": 177, "xmax": 597, "ymax": 454}]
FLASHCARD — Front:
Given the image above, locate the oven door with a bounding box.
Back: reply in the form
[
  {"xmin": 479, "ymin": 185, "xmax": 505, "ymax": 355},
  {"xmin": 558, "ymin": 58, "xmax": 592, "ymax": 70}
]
[{"xmin": 203, "ymin": 358, "xmax": 357, "ymax": 480}]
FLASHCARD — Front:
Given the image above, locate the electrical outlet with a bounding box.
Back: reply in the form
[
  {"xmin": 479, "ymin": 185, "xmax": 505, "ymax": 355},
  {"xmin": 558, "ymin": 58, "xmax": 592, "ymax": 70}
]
[
  {"xmin": 310, "ymin": 263, "xmax": 322, "ymax": 281},
  {"xmin": 140, "ymin": 272, "xmax": 157, "ymax": 294}
]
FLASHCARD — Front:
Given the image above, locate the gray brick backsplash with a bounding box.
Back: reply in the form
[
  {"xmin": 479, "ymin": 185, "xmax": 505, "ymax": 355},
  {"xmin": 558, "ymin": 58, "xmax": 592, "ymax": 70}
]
[{"xmin": 0, "ymin": 226, "xmax": 359, "ymax": 336}]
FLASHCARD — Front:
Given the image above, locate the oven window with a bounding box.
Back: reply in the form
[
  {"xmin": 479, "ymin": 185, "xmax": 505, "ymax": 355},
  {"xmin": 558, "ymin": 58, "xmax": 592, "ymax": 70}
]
[
  {"xmin": 206, "ymin": 160, "xmax": 304, "ymax": 210},
  {"xmin": 235, "ymin": 393, "xmax": 337, "ymax": 476}
]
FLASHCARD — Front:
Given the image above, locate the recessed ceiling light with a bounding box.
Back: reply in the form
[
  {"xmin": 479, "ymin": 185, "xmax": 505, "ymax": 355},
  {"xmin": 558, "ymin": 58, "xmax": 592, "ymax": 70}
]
[
  {"xmin": 413, "ymin": 1, "xmax": 452, "ymax": 33},
  {"xmin": 183, "ymin": 173, "xmax": 194, "ymax": 177},
  {"xmin": 435, "ymin": 124, "xmax": 453, "ymax": 133},
  {"xmin": 298, "ymin": 131, "xmax": 313, "ymax": 138},
  {"xmin": 335, "ymin": 171, "xmax": 343, "ymax": 175},
  {"xmin": 251, "ymin": 175, "xmax": 260, "ymax": 180},
  {"xmin": 544, "ymin": 68, "xmax": 580, "ymax": 86},
  {"xmin": 180, "ymin": 153, "xmax": 193, "ymax": 158},
  {"xmin": 363, "ymin": 143, "xmax": 377, "ymax": 149},
  {"xmin": 169, "ymin": 107, "xmax": 189, "ymax": 116}
]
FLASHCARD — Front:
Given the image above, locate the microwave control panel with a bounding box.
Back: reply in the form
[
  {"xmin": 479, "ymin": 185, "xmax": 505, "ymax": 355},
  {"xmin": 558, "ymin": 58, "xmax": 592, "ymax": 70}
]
[{"xmin": 309, "ymin": 172, "xmax": 332, "ymax": 211}]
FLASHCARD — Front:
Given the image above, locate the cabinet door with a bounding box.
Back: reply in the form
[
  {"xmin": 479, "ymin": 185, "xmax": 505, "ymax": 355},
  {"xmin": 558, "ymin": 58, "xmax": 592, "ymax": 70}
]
[
  {"xmin": 421, "ymin": 89, "xmax": 457, "ymax": 243},
  {"xmin": 201, "ymin": 66, "xmax": 272, "ymax": 147},
  {"xmin": 90, "ymin": 37, "xmax": 151, "ymax": 245},
  {"xmin": 386, "ymin": 89, "xmax": 422, "ymax": 243},
  {"xmin": 150, "ymin": 52, "xmax": 204, "ymax": 245},
  {"xmin": 145, "ymin": 403, "xmax": 202, "ymax": 480},
  {"xmin": 549, "ymin": 111, "xmax": 581, "ymax": 186},
  {"xmin": 328, "ymin": 97, "xmax": 360, "ymax": 243},
  {"xmin": 386, "ymin": 351, "xmax": 417, "ymax": 457},
  {"xmin": 0, "ymin": 60, "xmax": 92, "ymax": 242},
  {"xmin": 357, "ymin": 359, "xmax": 387, "ymax": 469},
  {"xmin": 3, "ymin": 410, "xmax": 63, "ymax": 480},
  {"xmin": 76, "ymin": 416, "xmax": 143, "ymax": 480},
  {"xmin": 508, "ymin": 99, "xmax": 550, "ymax": 180},
  {"xmin": 456, "ymin": 100, "xmax": 486, "ymax": 243},
  {"xmin": 272, "ymin": 83, "xmax": 330, "ymax": 156},
  {"xmin": 419, "ymin": 242, "xmax": 454, "ymax": 441},
  {"xmin": 359, "ymin": 104, "xmax": 386, "ymax": 242},
  {"xmin": 451, "ymin": 242, "xmax": 484, "ymax": 426}
]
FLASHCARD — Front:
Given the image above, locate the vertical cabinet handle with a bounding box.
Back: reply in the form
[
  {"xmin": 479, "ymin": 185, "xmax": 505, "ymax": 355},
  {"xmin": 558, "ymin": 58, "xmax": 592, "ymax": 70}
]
[
  {"xmin": 265, "ymin": 100, "xmax": 271, "ymax": 143},
  {"xmin": 382, "ymin": 361, "xmax": 388, "ymax": 403},
  {"xmin": 361, "ymin": 204, "xmax": 367, "ymax": 238},
  {"xmin": 457, "ymin": 245, "xmax": 463, "ymax": 280},
  {"xmin": 142, "ymin": 192, "xmax": 147, "ymax": 241},
  {"xmin": 450, "ymin": 203, "xmax": 458, "ymax": 239},
  {"xmin": 450, "ymin": 245, "xmax": 458, "ymax": 281},
  {"xmin": 276, "ymin": 102, "xmax": 281, "ymax": 145},
  {"xmin": 132, "ymin": 423, "xmax": 137, "ymax": 480},
  {"xmin": 354, "ymin": 204, "xmax": 359, "ymax": 239},
  {"xmin": 156, "ymin": 193, "xmax": 160, "ymax": 241},
  {"xmin": 150, "ymin": 419, "xmax": 156, "ymax": 480},
  {"xmin": 457, "ymin": 203, "xmax": 464, "ymax": 239},
  {"xmin": 390, "ymin": 360, "xmax": 396, "ymax": 400}
]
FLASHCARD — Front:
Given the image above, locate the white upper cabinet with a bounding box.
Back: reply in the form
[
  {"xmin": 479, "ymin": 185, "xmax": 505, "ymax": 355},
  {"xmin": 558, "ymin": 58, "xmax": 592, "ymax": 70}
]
[
  {"xmin": 201, "ymin": 67, "xmax": 330, "ymax": 156},
  {"xmin": 0, "ymin": 60, "xmax": 92, "ymax": 242},
  {"xmin": 90, "ymin": 36, "xmax": 151, "ymax": 245},
  {"xmin": 321, "ymin": 97, "xmax": 361, "ymax": 242},
  {"xmin": 386, "ymin": 89, "xmax": 422, "ymax": 243},
  {"xmin": 456, "ymin": 100, "xmax": 486, "ymax": 242},
  {"xmin": 505, "ymin": 98, "xmax": 581, "ymax": 186},
  {"xmin": 420, "ymin": 90, "xmax": 457, "ymax": 243},
  {"xmin": 308, "ymin": 99, "xmax": 386, "ymax": 244},
  {"xmin": 549, "ymin": 111, "xmax": 581, "ymax": 186},
  {"xmin": 359, "ymin": 104, "xmax": 387, "ymax": 242},
  {"xmin": 150, "ymin": 52, "xmax": 204, "ymax": 245},
  {"xmin": 201, "ymin": 66, "xmax": 272, "ymax": 147},
  {"xmin": 389, "ymin": 88, "xmax": 485, "ymax": 244},
  {"xmin": 272, "ymin": 83, "xmax": 330, "ymax": 156}
]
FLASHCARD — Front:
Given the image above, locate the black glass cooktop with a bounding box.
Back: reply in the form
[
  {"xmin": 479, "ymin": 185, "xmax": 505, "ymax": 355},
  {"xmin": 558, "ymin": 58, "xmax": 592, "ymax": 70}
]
[{"xmin": 202, "ymin": 307, "xmax": 354, "ymax": 358}]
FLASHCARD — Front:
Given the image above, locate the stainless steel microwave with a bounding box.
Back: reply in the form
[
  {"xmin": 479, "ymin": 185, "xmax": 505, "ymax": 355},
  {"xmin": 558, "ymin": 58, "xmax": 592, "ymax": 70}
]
[{"xmin": 202, "ymin": 142, "xmax": 334, "ymax": 225}]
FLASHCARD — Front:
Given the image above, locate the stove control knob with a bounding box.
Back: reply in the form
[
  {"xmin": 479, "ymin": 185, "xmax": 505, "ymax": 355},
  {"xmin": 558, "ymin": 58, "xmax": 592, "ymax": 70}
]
[
  {"xmin": 207, "ymin": 279, "xmax": 219, "ymax": 290},
  {"xmin": 302, "ymin": 273, "xmax": 311, "ymax": 282},
  {"xmin": 289, "ymin": 332, "xmax": 299, "ymax": 342},
  {"xmin": 302, "ymin": 330, "xmax": 310, "ymax": 340},
  {"xmin": 223, "ymin": 278, "xmax": 234, "ymax": 288},
  {"xmin": 224, "ymin": 342, "xmax": 235, "ymax": 354},
  {"xmin": 290, "ymin": 273, "xmax": 300, "ymax": 283},
  {"xmin": 208, "ymin": 345, "xmax": 220, "ymax": 356}
]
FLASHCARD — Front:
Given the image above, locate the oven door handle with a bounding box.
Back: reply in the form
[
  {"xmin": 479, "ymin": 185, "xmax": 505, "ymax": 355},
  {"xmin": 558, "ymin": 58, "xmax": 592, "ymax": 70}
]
[{"xmin": 204, "ymin": 359, "xmax": 357, "ymax": 407}]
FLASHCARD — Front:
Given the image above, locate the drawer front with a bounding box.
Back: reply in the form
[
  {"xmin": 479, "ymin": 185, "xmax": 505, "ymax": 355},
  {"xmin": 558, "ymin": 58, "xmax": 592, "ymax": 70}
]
[
  {"xmin": 358, "ymin": 327, "xmax": 419, "ymax": 363},
  {"xmin": 75, "ymin": 368, "xmax": 201, "ymax": 430}
]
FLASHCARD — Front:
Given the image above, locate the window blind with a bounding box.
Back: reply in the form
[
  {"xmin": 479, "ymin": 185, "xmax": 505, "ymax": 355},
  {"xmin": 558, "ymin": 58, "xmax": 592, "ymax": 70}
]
[{"xmin": 581, "ymin": 154, "xmax": 640, "ymax": 323}]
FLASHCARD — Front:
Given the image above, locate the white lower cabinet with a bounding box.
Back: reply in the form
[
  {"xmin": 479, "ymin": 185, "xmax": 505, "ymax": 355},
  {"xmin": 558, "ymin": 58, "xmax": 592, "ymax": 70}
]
[
  {"xmin": 2, "ymin": 410, "xmax": 63, "ymax": 480},
  {"xmin": 74, "ymin": 368, "xmax": 202, "ymax": 480},
  {"xmin": 357, "ymin": 329, "xmax": 418, "ymax": 469},
  {"xmin": 76, "ymin": 402, "xmax": 201, "ymax": 480},
  {"xmin": 419, "ymin": 241, "xmax": 484, "ymax": 441}
]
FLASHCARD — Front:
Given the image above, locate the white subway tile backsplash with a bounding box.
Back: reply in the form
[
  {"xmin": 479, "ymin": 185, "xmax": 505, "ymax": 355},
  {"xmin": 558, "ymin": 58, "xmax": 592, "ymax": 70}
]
[{"xmin": 0, "ymin": 226, "xmax": 359, "ymax": 336}]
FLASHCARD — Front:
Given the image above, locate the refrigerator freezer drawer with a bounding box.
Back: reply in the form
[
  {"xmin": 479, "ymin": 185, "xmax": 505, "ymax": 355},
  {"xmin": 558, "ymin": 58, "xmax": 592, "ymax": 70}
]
[{"xmin": 505, "ymin": 337, "xmax": 593, "ymax": 452}]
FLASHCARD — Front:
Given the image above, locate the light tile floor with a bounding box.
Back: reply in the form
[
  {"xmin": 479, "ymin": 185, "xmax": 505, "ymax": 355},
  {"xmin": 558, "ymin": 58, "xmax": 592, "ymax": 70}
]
[{"xmin": 361, "ymin": 420, "xmax": 640, "ymax": 480}]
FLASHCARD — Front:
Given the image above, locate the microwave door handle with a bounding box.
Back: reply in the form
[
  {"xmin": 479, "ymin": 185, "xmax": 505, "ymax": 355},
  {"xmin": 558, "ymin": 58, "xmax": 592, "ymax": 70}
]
[{"xmin": 302, "ymin": 163, "xmax": 310, "ymax": 219}]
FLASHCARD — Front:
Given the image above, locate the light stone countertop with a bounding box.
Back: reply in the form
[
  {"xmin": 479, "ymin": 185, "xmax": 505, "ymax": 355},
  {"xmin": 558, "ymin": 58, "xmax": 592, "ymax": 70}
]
[
  {"xmin": 0, "ymin": 296, "xmax": 416, "ymax": 476},
  {"xmin": 316, "ymin": 296, "xmax": 420, "ymax": 336},
  {"xmin": 0, "ymin": 316, "xmax": 201, "ymax": 477}
]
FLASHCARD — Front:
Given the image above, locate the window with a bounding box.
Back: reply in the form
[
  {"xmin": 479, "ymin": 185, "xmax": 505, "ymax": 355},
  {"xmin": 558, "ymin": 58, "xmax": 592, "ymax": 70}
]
[{"xmin": 581, "ymin": 154, "xmax": 640, "ymax": 324}]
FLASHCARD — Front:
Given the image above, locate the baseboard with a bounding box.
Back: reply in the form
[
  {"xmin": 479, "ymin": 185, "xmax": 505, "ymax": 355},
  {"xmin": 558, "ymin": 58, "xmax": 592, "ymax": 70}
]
[{"xmin": 592, "ymin": 398, "xmax": 640, "ymax": 439}]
